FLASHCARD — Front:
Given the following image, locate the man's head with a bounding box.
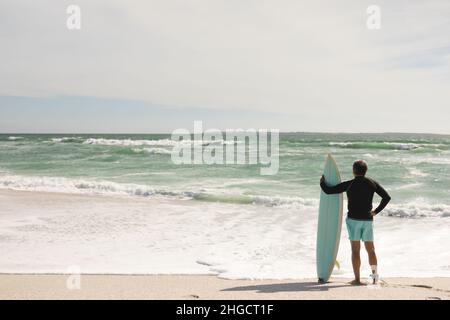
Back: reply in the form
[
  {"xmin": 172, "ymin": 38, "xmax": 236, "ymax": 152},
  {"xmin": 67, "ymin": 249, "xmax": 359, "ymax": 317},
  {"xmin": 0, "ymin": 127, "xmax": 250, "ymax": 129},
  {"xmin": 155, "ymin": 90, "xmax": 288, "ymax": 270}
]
[{"xmin": 353, "ymin": 160, "xmax": 368, "ymax": 176}]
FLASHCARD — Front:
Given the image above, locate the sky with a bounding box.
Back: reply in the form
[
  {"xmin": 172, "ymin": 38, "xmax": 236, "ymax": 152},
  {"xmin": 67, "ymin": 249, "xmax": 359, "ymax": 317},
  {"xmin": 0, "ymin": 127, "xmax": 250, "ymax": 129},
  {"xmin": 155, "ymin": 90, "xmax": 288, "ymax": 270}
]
[{"xmin": 0, "ymin": 0, "xmax": 450, "ymax": 133}]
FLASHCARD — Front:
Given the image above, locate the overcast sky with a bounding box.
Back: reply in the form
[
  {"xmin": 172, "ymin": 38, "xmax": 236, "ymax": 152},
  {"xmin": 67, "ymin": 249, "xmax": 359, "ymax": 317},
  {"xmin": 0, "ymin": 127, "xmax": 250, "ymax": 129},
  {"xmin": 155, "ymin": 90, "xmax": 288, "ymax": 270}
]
[{"xmin": 1, "ymin": 0, "xmax": 449, "ymax": 133}]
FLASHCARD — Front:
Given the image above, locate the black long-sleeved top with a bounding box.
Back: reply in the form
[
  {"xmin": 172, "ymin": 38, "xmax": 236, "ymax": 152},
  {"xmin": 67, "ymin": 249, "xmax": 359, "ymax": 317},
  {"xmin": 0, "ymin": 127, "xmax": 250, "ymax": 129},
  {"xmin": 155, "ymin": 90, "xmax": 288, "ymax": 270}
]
[{"xmin": 320, "ymin": 176, "xmax": 391, "ymax": 221}]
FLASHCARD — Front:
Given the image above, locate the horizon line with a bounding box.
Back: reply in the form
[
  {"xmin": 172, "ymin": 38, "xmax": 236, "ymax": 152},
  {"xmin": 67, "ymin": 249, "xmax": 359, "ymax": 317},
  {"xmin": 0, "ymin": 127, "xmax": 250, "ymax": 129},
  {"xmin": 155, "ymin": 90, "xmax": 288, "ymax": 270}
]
[{"xmin": 1, "ymin": 131, "xmax": 449, "ymax": 136}]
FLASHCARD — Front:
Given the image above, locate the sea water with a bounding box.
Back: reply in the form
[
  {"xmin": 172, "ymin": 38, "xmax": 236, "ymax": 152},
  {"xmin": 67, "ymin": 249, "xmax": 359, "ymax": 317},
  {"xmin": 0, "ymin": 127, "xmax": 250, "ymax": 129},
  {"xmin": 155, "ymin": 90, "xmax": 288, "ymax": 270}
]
[{"xmin": 0, "ymin": 133, "xmax": 449, "ymax": 278}]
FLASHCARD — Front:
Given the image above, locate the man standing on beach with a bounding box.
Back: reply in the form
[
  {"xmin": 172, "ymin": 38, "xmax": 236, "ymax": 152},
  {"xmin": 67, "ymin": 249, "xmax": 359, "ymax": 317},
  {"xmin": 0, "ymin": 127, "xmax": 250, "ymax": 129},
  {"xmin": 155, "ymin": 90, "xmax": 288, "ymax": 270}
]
[{"xmin": 320, "ymin": 160, "xmax": 391, "ymax": 285}]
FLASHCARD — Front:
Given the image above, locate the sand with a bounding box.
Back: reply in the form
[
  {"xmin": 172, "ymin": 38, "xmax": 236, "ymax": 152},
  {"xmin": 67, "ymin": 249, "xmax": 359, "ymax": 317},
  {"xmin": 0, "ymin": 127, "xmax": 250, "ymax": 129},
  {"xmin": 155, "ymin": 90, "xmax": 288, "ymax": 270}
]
[{"xmin": 0, "ymin": 274, "xmax": 449, "ymax": 300}]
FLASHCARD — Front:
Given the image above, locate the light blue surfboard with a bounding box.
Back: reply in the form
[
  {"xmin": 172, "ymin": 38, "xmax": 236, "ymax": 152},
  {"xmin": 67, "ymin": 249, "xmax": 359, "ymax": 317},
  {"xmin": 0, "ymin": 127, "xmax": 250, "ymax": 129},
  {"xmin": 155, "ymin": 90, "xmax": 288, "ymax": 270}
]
[{"xmin": 316, "ymin": 154, "xmax": 343, "ymax": 283}]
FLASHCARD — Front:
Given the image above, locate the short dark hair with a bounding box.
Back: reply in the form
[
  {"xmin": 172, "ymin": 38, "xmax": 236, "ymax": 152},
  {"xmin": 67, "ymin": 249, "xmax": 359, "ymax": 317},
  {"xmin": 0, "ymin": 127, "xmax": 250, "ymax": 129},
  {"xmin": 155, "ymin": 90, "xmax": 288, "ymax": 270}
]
[{"xmin": 353, "ymin": 160, "xmax": 368, "ymax": 176}]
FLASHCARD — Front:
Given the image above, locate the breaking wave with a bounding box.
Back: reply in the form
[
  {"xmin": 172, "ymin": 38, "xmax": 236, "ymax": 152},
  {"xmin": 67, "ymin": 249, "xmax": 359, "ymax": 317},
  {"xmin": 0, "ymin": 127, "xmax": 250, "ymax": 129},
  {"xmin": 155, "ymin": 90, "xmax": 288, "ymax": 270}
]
[
  {"xmin": 329, "ymin": 142, "xmax": 421, "ymax": 150},
  {"xmin": 0, "ymin": 175, "xmax": 448, "ymax": 218},
  {"xmin": 132, "ymin": 147, "xmax": 172, "ymax": 155},
  {"xmin": 382, "ymin": 202, "xmax": 450, "ymax": 219},
  {"xmin": 7, "ymin": 136, "xmax": 24, "ymax": 141}
]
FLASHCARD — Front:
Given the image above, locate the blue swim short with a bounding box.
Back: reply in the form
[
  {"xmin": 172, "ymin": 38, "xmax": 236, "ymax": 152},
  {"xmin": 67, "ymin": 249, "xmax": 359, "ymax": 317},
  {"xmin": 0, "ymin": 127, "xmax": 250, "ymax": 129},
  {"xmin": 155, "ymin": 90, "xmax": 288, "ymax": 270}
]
[{"xmin": 345, "ymin": 217, "xmax": 374, "ymax": 242}]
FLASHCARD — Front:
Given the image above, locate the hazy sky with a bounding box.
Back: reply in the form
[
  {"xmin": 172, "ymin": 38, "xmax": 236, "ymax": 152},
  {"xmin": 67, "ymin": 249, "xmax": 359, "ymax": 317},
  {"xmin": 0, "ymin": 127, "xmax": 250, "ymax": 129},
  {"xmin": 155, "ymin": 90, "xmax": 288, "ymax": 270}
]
[{"xmin": 1, "ymin": 0, "xmax": 449, "ymax": 133}]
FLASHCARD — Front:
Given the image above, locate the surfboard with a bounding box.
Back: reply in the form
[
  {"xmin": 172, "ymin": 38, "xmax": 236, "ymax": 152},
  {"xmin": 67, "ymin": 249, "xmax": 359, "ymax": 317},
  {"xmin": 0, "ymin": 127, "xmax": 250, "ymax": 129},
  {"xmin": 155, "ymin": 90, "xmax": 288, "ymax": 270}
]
[{"xmin": 316, "ymin": 154, "xmax": 344, "ymax": 283}]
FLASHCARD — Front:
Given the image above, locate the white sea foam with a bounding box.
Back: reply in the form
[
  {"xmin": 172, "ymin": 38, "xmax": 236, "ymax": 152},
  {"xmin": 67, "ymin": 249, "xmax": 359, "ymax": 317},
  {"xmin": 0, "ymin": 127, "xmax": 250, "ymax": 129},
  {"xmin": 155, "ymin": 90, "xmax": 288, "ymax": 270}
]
[
  {"xmin": 252, "ymin": 195, "xmax": 318, "ymax": 208},
  {"xmin": 386, "ymin": 142, "xmax": 419, "ymax": 150},
  {"xmin": 0, "ymin": 193, "xmax": 448, "ymax": 278},
  {"xmin": 81, "ymin": 137, "xmax": 245, "ymax": 148},
  {"xmin": 417, "ymin": 157, "xmax": 450, "ymax": 165},
  {"xmin": 407, "ymin": 167, "xmax": 429, "ymax": 177},
  {"xmin": 328, "ymin": 141, "xmax": 420, "ymax": 150},
  {"xmin": 0, "ymin": 175, "xmax": 193, "ymax": 199},
  {"xmin": 83, "ymin": 138, "xmax": 180, "ymax": 147},
  {"xmin": 7, "ymin": 136, "xmax": 23, "ymax": 141},
  {"xmin": 329, "ymin": 142, "xmax": 352, "ymax": 147},
  {"xmin": 132, "ymin": 147, "xmax": 172, "ymax": 155},
  {"xmin": 82, "ymin": 138, "xmax": 233, "ymax": 147},
  {"xmin": 382, "ymin": 202, "xmax": 450, "ymax": 219},
  {"xmin": 0, "ymin": 175, "xmax": 449, "ymax": 219},
  {"xmin": 50, "ymin": 137, "xmax": 83, "ymax": 143},
  {"xmin": 394, "ymin": 182, "xmax": 423, "ymax": 190},
  {"xmin": 362, "ymin": 153, "xmax": 375, "ymax": 158}
]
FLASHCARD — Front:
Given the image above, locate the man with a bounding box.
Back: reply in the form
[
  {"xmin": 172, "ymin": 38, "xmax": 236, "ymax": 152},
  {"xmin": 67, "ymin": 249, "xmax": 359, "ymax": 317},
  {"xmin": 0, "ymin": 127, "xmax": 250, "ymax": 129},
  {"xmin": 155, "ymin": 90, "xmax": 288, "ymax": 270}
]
[{"xmin": 320, "ymin": 160, "xmax": 391, "ymax": 285}]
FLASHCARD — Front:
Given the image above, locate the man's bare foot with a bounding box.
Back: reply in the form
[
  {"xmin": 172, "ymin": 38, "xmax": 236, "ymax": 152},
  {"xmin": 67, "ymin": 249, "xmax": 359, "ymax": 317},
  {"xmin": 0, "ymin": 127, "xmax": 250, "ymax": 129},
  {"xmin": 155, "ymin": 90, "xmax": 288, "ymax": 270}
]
[{"xmin": 349, "ymin": 279, "xmax": 366, "ymax": 286}]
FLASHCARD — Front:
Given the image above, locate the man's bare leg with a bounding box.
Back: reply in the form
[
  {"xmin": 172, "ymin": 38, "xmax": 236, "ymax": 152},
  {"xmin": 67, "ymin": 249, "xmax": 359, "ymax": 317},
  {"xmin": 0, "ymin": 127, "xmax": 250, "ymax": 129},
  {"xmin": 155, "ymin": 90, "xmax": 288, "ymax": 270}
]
[
  {"xmin": 350, "ymin": 241, "xmax": 362, "ymax": 285},
  {"xmin": 364, "ymin": 241, "xmax": 378, "ymax": 284},
  {"xmin": 364, "ymin": 241, "xmax": 377, "ymax": 265}
]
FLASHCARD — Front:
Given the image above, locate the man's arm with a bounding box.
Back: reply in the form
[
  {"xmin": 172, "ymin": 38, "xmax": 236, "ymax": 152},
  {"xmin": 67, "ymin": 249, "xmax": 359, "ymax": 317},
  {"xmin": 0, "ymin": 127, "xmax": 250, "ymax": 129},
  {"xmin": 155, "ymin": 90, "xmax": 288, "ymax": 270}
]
[
  {"xmin": 372, "ymin": 180, "xmax": 391, "ymax": 214},
  {"xmin": 320, "ymin": 176, "xmax": 351, "ymax": 194}
]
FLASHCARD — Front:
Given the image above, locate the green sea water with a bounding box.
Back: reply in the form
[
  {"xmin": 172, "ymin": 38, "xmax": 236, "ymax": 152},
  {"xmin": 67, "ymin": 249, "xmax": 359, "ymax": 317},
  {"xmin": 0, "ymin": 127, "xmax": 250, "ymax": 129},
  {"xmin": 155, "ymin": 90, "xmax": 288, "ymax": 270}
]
[{"xmin": 1, "ymin": 133, "xmax": 450, "ymax": 218}]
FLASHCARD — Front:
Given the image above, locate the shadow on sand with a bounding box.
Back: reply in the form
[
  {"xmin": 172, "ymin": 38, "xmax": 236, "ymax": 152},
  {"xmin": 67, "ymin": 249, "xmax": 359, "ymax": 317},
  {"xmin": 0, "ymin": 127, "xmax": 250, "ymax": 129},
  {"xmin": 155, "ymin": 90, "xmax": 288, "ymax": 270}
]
[{"xmin": 222, "ymin": 281, "xmax": 349, "ymax": 293}]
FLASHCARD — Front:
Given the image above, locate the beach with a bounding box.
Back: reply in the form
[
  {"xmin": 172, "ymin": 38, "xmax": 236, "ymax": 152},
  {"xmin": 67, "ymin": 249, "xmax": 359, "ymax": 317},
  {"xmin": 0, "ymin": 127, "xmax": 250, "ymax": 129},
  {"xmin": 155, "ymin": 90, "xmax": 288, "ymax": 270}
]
[
  {"xmin": 0, "ymin": 189, "xmax": 449, "ymax": 300},
  {"xmin": 1, "ymin": 274, "xmax": 449, "ymax": 300}
]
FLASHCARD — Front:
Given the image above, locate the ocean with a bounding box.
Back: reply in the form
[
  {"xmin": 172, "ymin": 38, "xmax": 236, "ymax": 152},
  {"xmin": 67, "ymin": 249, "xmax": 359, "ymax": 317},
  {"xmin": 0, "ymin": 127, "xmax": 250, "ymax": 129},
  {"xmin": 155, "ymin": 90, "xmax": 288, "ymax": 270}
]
[{"xmin": 0, "ymin": 133, "xmax": 449, "ymax": 279}]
